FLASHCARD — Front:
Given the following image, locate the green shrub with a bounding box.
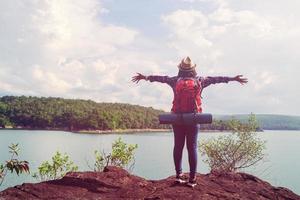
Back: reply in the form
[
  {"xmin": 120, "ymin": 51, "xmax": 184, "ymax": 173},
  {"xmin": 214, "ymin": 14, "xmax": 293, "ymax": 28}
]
[
  {"xmin": 33, "ymin": 151, "xmax": 78, "ymax": 181},
  {"xmin": 0, "ymin": 144, "xmax": 29, "ymax": 186},
  {"xmin": 199, "ymin": 114, "xmax": 266, "ymax": 172},
  {"xmin": 94, "ymin": 137, "xmax": 138, "ymax": 171}
]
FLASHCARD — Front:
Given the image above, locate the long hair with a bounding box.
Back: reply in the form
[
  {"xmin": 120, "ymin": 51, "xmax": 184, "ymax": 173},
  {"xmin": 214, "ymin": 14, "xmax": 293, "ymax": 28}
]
[{"xmin": 177, "ymin": 69, "xmax": 197, "ymax": 78}]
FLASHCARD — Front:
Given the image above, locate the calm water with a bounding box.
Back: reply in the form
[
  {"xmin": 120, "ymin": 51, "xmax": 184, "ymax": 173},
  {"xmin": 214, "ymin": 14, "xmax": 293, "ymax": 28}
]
[{"xmin": 0, "ymin": 130, "xmax": 300, "ymax": 194}]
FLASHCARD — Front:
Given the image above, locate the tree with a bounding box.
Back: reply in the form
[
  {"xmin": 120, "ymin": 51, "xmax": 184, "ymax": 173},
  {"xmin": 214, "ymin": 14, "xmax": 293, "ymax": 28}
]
[
  {"xmin": 0, "ymin": 96, "xmax": 167, "ymax": 131},
  {"xmin": 0, "ymin": 115, "xmax": 12, "ymax": 128},
  {"xmin": 32, "ymin": 151, "xmax": 78, "ymax": 181},
  {"xmin": 94, "ymin": 137, "xmax": 138, "ymax": 171},
  {"xmin": 0, "ymin": 144, "xmax": 29, "ymax": 186},
  {"xmin": 199, "ymin": 114, "xmax": 266, "ymax": 172}
]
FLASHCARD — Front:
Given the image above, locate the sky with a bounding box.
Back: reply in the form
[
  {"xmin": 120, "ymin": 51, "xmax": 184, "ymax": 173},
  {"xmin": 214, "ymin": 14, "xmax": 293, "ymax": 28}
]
[{"xmin": 0, "ymin": 0, "xmax": 300, "ymax": 115}]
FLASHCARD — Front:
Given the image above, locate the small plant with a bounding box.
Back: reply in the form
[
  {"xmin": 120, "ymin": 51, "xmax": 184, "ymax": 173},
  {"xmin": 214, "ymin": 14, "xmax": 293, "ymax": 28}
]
[
  {"xmin": 0, "ymin": 143, "xmax": 29, "ymax": 186},
  {"xmin": 199, "ymin": 114, "xmax": 266, "ymax": 172},
  {"xmin": 94, "ymin": 137, "xmax": 138, "ymax": 171},
  {"xmin": 32, "ymin": 151, "xmax": 78, "ymax": 181}
]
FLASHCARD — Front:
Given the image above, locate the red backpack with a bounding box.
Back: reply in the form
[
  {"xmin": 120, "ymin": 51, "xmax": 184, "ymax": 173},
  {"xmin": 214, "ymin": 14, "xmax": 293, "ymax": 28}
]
[{"xmin": 171, "ymin": 77, "xmax": 202, "ymax": 113}]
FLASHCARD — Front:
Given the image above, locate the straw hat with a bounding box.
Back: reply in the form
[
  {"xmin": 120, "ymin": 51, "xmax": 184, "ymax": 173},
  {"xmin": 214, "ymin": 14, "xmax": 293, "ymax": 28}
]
[{"xmin": 178, "ymin": 56, "xmax": 196, "ymax": 71}]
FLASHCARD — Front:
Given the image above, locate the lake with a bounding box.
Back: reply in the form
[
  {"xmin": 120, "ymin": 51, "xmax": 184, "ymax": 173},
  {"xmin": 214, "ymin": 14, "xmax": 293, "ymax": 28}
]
[{"xmin": 0, "ymin": 130, "xmax": 300, "ymax": 195}]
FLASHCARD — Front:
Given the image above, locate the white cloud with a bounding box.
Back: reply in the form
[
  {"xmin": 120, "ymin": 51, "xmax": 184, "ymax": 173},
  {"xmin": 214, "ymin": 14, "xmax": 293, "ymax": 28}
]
[
  {"xmin": 162, "ymin": 0, "xmax": 300, "ymax": 115},
  {"xmin": 30, "ymin": 0, "xmax": 138, "ymax": 55},
  {"xmin": 30, "ymin": 65, "xmax": 71, "ymax": 95},
  {"xmin": 252, "ymin": 71, "xmax": 277, "ymax": 90},
  {"xmin": 0, "ymin": 0, "xmax": 140, "ymax": 101},
  {"xmin": 162, "ymin": 9, "xmax": 212, "ymax": 49},
  {"xmin": 0, "ymin": 0, "xmax": 300, "ymax": 115}
]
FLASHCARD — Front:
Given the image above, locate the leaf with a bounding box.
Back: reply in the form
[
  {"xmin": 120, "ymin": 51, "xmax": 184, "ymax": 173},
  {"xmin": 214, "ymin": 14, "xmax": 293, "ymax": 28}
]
[
  {"xmin": 33, "ymin": 151, "xmax": 78, "ymax": 181},
  {"xmin": 15, "ymin": 166, "xmax": 20, "ymax": 175}
]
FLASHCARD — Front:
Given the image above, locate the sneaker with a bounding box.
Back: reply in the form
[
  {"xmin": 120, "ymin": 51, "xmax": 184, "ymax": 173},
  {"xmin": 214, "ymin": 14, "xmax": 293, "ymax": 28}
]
[
  {"xmin": 187, "ymin": 178, "xmax": 197, "ymax": 188},
  {"xmin": 175, "ymin": 174, "xmax": 187, "ymax": 184}
]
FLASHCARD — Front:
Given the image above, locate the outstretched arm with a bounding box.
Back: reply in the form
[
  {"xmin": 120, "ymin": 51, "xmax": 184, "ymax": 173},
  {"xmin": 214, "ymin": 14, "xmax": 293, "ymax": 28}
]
[
  {"xmin": 132, "ymin": 73, "xmax": 148, "ymax": 83},
  {"xmin": 201, "ymin": 75, "xmax": 248, "ymax": 88},
  {"xmin": 233, "ymin": 75, "xmax": 248, "ymax": 85},
  {"xmin": 132, "ymin": 73, "xmax": 177, "ymax": 86}
]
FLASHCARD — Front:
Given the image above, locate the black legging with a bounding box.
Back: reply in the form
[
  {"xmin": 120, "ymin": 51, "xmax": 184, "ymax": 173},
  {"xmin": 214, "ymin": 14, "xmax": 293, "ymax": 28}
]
[{"xmin": 172, "ymin": 124, "xmax": 199, "ymax": 179}]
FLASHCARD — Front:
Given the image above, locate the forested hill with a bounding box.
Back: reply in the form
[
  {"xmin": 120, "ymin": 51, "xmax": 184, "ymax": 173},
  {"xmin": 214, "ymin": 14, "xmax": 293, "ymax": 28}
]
[
  {"xmin": 215, "ymin": 114, "xmax": 300, "ymax": 130},
  {"xmin": 0, "ymin": 96, "xmax": 166, "ymax": 131},
  {"xmin": 0, "ymin": 96, "xmax": 299, "ymax": 131}
]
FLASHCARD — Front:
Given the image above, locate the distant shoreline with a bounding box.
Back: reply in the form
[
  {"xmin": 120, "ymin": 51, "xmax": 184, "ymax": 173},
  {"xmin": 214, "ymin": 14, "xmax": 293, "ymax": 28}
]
[
  {"xmin": 73, "ymin": 128, "xmax": 172, "ymax": 134},
  {"xmin": 0, "ymin": 127, "xmax": 172, "ymax": 134},
  {"xmin": 0, "ymin": 128, "xmax": 232, "ymax": 134},
  {"xmin": 2, "ymin": 127, "xmax": 300, "ymax": 134}
]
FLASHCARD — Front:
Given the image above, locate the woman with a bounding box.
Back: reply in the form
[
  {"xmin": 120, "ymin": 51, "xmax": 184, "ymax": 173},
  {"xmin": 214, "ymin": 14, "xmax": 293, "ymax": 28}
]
[{"xmin": 132, "ymin": 57, "xmax": 247, "ymax": 187}]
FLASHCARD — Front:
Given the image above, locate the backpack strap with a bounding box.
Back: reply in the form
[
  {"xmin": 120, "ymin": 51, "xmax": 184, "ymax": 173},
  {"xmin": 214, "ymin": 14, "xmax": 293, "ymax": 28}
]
[{"xmin": 192, "ymin": 78, "xmax": 201, "ymax": 113}]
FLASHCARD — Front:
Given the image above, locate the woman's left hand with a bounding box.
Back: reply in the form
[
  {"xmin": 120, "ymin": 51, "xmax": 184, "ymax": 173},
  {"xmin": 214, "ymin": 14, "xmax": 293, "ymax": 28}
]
[{"xmin": 132, "ymin": 73, "xmax": 147, "ymax": 83}]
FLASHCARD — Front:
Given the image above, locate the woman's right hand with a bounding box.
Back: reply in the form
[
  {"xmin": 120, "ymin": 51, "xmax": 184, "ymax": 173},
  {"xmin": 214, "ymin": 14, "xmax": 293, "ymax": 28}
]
[
  {"xmin": 233, "ymin": 75, "xmax": 248, "ymax": 85},
  {"xmin": 132, "ymin": 73, "xmax": 147, "ymax": 83}
]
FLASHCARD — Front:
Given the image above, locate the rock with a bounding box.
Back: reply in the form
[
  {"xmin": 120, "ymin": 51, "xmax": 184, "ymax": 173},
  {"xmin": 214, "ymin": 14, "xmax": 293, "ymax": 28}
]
[{"xmin": 0, "ymin": 166, "xmax": 299, "ymax": 200}]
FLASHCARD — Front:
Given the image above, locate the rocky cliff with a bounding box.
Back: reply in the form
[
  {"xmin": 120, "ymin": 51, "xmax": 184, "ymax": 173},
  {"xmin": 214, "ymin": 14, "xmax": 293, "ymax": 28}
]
[{"xmin": 0, "ymin": 166, "xmax": 299, "ymax": 200}]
